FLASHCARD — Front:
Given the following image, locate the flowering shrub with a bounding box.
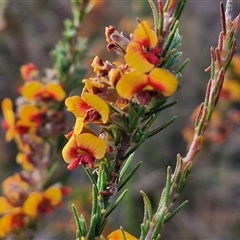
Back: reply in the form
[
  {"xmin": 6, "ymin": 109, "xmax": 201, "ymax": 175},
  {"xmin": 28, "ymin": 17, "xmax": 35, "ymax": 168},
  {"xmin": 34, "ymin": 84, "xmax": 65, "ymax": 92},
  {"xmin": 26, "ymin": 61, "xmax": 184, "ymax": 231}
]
[
  {"xmin": 0, "ymin": 0, "xmax": 239, "ymax": 239},
  {"xmin": 0, "ymin": 63, "xmax": 69, "ymax": 237}
]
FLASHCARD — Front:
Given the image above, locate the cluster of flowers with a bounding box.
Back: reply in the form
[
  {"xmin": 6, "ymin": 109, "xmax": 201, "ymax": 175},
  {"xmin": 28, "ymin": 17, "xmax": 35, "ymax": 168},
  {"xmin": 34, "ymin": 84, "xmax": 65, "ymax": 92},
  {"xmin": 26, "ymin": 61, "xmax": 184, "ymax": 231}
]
[
  {"xmin": 183, "ymin": 55, "xmax": 240, "ymax": 147},
  {"xmin": 61, "ymin": 2, "xmax": 182, "ymax": 236},
  {"xmin": 62, "ymin": 20, "xmax": 179, "ymax": 171},
  {"xmin": 0, "ymin": 63, "xmax": 70, "ymax": 237},
  {"xmin": 0, "ymin": 0, "xmax": 237, "ymax": 238}
]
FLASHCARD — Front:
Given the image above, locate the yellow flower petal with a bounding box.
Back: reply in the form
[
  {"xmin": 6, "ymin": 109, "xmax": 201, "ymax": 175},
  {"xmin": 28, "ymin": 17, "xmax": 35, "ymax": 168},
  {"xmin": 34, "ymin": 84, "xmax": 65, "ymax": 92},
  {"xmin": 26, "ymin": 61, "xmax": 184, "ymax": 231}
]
[
  {"xmin": 1, "ymin": 98, "xmax": 15, "ymax": 141},
  {"xmin": 62, "ymin": 136, "xmax": 78, "ymax": 163},
  {"xmin": 81, "ymin": 92, "xmax": 109, "ymax": 124},
  {"xmin": 108, "ymin": 68, "xmax": 122, "ymax": 87},
  {"xmin": 133, "ymin": 21, "xmax": 157, "ymax": 48},
  {"xmin": 0, "ymin": 197, "xmax": 14, "ymax": 214},
  {"xmin": 21, "ymin": 81, "xmax": 44, "ymax": 101},
  {"xmin": 16, "ymin": 153, "xmax": 34, "ymax": 171},
  {"xmin": 46, "ymin": 82, "xmax": 66, "ymax": 101},
  {"xmin": 1, "ymin": 98, "xmax": 14, "ymax": 128},
  {"xmin": 74, "ymin": 117, "xmax": 84, "ymax": 135},
  {"xmin": 0, "ymin": 228, "xmax": 6, "ymax": 238},
  {"xmin": 108, "ymin": 229, "xmax": 137, "ymax": 240},
  {"xmin": 23, "ymin": 192, "xmax": 43, "ymax": 218},
  {"xmin": 65, "ymin": 96, "xmax": 89, "ymax": 118},
  {"xmin": 75, "ymin": 133, "xmax": 107, "ymax": 159},
  {"xmin": 18, "ymin": 105, "xmax": 42, "ymax": 126},
  {"xmin": 44, "ymin": 187, "xmax": 62, "ymax": 206},
  {"xmin": 116, "ymin": 71, "xmax": 148, "ymax": 100},
  {"xmin": 148, "ymin": 68, "xmax": 178, "ymax": 96},
  {"xmin": 125, "ymin": 42, "xmax": 154, "ymax": 73},
  {"xmin": 0, "ymin": 214, "xmax": 12, "ymax": 235},
  {"xmin": 0, "ymin": 208, "xmax": 26, "ymax": 235}
]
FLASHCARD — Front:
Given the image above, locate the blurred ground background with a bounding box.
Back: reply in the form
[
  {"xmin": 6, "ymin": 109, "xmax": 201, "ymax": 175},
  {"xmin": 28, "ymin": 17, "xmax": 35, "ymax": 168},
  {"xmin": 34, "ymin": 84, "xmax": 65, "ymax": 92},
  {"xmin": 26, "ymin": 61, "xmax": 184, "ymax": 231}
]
[{"xmin": 0, "ymin": 0, "xmax": 240, "ymax": 239}]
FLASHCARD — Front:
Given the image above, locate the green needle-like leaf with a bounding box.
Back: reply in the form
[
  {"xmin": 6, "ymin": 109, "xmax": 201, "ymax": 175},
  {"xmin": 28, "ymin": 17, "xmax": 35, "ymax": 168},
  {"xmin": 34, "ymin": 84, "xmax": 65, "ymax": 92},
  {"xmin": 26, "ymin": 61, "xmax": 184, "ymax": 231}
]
[
  {"xmin": 147, "ymin": 116, "xmax": 177, "ymax": 139},
  {"xmin": 79, "ymin": 214, "xmax": 87, "ymax": 236},
  {"xmin": 143, "ymin": 101, "xmax": 177, "ymax": 120},
  {"xmin": 164, "ymin": 166, "xmax": 172, "ymax": 208},
  {"xmin": 123, "ymin": 132, "xmax": 149, "ymax": 161},
  {"xmin": 97, "ymin": 166, "xmax": 108, "ymax": 192},
  {"xmin": 82, "ymin": 165, "xmax": 97, "ymax": 186},
  {"xmin": 162, "ymin": 21, "xmax": 179, "ymax": 57},
  {"xmin": 97, "ymin": 218, "xmax": 107, "ymax": 236},
  {"xmin": 72, "ymin": 204, "xmax": 83, "ymax": 236},
  {"xmin": 88, "ymin": 184, "xmax": 101, "ymax": 237},
  {"xmin": 173, "ymin": 0, "xmax": 187, "ymax": 22},
  {"xmin": 119, "ymin": 153, "xmax": 135, "ymax": 180},
  {"xmin": 164, "ymin": 200, "xmax": 188, "ymax": 223},
  {"xmin": 140, "ymin": 190, "xmax": 153, "ymax": 222},
  {"xmin": 118, "ymin": 161, "xmax": 142, "ymax": 191},
  {"xmin": 176, "ymin": 58, "xmax": 189, "ymax": 74},
  {"xmin": 91, "ymin": 184, "xmax": 98, "ymax": 217},
  {"xmin": 87, "ymin": 214, "xmax": 98, "ymax": 239},
  {"xmin": 76, "ymin": 229, "xmax": 81, "ymax": 240},
  {"xmin": 148, "ymin": 0, "xmax": 159, "ymax": 34},
  {"xmin": 151, "ymin": 207, "xmax": 167, "ymax": 239},
  {"xmin": 104, "ymin": 189, "xmax": 128, "ymax": 218}
]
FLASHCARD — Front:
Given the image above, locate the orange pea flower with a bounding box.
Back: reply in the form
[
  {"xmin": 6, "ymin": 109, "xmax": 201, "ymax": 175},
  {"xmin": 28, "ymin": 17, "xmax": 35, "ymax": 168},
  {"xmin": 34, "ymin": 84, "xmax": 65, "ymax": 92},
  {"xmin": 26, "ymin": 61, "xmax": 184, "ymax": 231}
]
[
  {"xmin": 0, "ymin": 208, "xmax": 27, "ymax": 237},
  {"xmin": 116, "ymin": 68, "xmax": 178, "ymax": 100},
  {"xmin": 21, "ymin": 81, "xmax": 66, "ymax": 102},
  {"xmin": 16, "ymin": 152, "xmax": 34, "ymax": 172},
  {"xmin": 20, "ymin": 63, "xmax": 38, "ymax": 81},
  {"xmin": 65, "ymin": 92, "xmax": 109, "ymax": 124},
  {"xmin": 108, "ymin": 229, "xmax": 137, "ymax": 240},
  {"xmin": 2, "ymin": 173, "xmax": 29, "ymax": 205},
  {"xmin": 62, "ymin": 133, "xmax": 107, "ymax": 170},
  {"xmin": 125, "ymin": 20, "xmax": 160, "ymax": 73},
  {"xmin": 116, "ymin": 21, "xmax": 178, "ymax": 101},
  {"xmin": 1, "ymin": 98, "xmax": 43, "ymax": 145},
  {"xmin": 17, "ymin": 104, "xmax": 46, "ymax": 127},
  {"xmin": 23, "ymin": 186, "xmax": 62, "ymax": 219}
]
